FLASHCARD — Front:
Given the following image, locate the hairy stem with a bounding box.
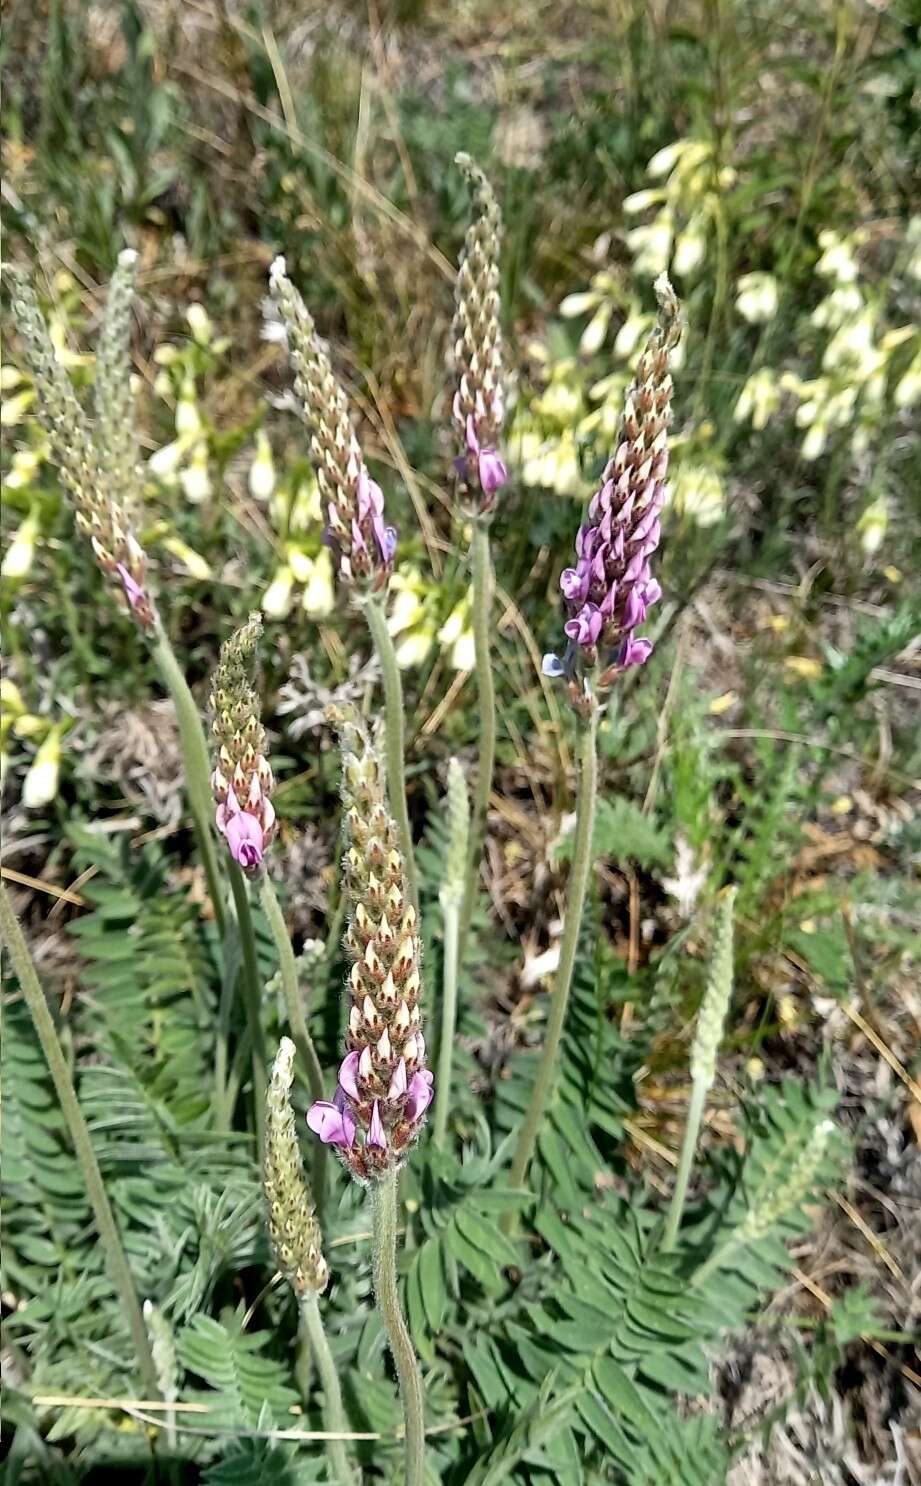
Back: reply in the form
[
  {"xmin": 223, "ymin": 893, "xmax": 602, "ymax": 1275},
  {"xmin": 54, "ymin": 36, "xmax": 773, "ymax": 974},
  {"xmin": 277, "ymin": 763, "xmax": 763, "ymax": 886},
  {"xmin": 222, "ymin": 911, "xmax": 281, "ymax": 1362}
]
[
  {"xmin": 661, "ymin": 1079, "xmax": 707, "ymax": 1252},
  {"xmin": 505, "ymin": 707, "xmax": 599, "ymax": 1207},
  {"xmin": 151, "ymin": 626, "xmax": 227, "ymax": 939},
  {"xmin": 371, "ymin": 1170, "xmax": 425, "ymax": 1485},
  {"xmin": 432, "ymin": 897, "xmax": 460, "ymax": 1150},
  {"xmin": 299, "ymin": 1295, "xmax": 357, "ymax": 1484},
  {"xmin": 259, "ymin": 873, "xmax": 328, "ymax": 1213},
  {"xmin": 0, "ymin": 883, "xmax": 157, "ymax": 1392},
  {"xmin": 458, "ymin": 519, "xmax": 496, "ymax": 961},
  {"xmin": 227, "ymin": 862, "xmax": 267, "ymax": 1161},
  {"xmin": 362, "ymin": 594, "xmax": 419, "ymax": 914}
]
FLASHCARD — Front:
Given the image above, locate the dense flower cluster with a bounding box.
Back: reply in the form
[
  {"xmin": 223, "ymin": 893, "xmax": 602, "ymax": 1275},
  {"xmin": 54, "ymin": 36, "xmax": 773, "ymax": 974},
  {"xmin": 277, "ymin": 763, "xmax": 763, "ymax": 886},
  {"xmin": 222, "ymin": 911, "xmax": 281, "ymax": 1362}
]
[
  {"xmin": 269, "ymin": 257, "xmax": 396, "ymax": 589},
  {"xmin": 307, "ymin": 709, "xmax": 432, "ymax": 1180},
  {"xmin": 209, "ymin": 614, "xmax": 276, "ymax": 871},
  {"xmin": 544, "ymin": 273, "xmax": 682, "ymax": 694},
  {"xmin": 452, "ymin": 153, "xmax": 508, "ymax": 512},
  {"xmin": 9, "ymin": 256, "xmax": 156, "ymax": 629},
  {"xmin": 264, "ymin": 1039, "xmax": 329, "ymax": 1297}
]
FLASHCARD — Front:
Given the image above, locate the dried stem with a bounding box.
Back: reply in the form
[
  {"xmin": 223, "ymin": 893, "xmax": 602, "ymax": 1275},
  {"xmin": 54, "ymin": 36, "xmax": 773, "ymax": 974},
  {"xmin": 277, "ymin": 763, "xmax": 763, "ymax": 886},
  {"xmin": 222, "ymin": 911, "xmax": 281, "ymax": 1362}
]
[{"xmin": 0, "ymin": 883, "xmax": 157, "ymax": 1393}]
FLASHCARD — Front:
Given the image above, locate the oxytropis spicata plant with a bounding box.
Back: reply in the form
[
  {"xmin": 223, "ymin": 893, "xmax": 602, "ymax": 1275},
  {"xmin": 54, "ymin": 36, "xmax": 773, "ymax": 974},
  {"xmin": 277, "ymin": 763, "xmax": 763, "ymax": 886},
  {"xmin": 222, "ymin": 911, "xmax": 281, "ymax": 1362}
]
[
  {"xmin": 264, "ymin": 1039, "xmax": 355, "ymax": 1484},
  {"xmin": 306, "ymin": 709, "xmax": 432, "ymax": 1485},
  {"xmin": 451, "ymin": 154, "xmax": 508, "ymax": 961},
  {"xmin": 208, "ymin": 614, "xmax": 325, "ymax": 1176},
  {"xmin": 507, "ymin": 272, "xmax": 683, "ymax": 1202},
  {"xmin": 8, "ymin": 257, "xmax": 228, "ymax": 937},
  {"xmin": 268, "ymin": 258, "xmax": 419, "ymax": 915}
]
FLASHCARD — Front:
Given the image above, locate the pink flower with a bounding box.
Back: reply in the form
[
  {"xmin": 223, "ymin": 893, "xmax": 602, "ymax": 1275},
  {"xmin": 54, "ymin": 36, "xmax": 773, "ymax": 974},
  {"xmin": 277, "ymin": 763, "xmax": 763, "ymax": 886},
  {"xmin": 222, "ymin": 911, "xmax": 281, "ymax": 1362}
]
[
  {"xmin": 215, "ymin": 790, "xmax": 265, "ymax": 871},
  {"xmin": 338, "ymin": 1050, "xmax": 361, "ymax": 1101},
  {"xmin": 116, "ymin": 563, "xmax": 148, "ymax": 617},
  {"xmin": 477, "ymin": 447, "xmax": 508, "ymax": 497},
  {"xmin": 307, "ymin": 1096, "xmax": 357, "ymax": 1148},
  {"xmin": 405, "ymin": 1070, "xmax": 434, "ymax": 1123}
]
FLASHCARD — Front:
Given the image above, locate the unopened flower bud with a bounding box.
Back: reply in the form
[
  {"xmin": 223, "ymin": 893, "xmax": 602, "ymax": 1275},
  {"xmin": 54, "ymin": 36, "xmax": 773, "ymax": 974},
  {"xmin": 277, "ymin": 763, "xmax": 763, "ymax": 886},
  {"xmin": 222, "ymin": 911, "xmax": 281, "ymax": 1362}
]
[{"xmin": 264, "ymin": 1039, "xmax": 329, "ymax": 1296}]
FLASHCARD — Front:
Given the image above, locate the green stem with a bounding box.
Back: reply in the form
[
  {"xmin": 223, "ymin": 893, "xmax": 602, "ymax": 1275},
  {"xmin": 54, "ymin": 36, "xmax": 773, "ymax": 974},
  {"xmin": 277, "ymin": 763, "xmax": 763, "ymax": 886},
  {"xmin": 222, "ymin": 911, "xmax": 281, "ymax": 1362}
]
[
  {"xmin": 432, "ymin": 897, "xmax": 460, "ymax": 1150},
  {"xmin": 458, "ymin": 520, "xmax": 496, "ymax": 962},
  {"xmin": 259, "ymin": 873, "xmax": 328, "ymax": 1214},
  {"xmin": 227, "ymin": 861, "xmax": 267, "ymax": 1161},
  {"xmin": 151, "ymin": 626, "xmax": 227, "ymax": 939},
  {"xmin": 661, "ymin": 1079, "xmax": 707, "ymax": 1253},
  {"xmin": 299, "ymin": 1295, "xmax": 357, "ymax": 1485},
  {"xmin": 505, "ymin": 707, "xmax": 599, "ymax": 1206},
  {"xmin": 0, "ymin": 883, "xmax": 157, "ymax": 1393},
  {"xmin": 371, "ymin": 1170, "xmax": 425, "ymax": 1486},
  {"xmin": 362, "ymin": 595, "xmax": 419, "ymax": 915}
]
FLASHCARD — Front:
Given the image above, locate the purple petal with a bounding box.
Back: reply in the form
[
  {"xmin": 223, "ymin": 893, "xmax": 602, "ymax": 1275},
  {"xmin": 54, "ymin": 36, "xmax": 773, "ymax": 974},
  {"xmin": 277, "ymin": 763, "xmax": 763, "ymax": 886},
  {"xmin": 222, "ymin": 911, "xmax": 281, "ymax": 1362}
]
[
  {"xmin": 619, "ymin": 635, "xmax": 654, "ymax": 669},
  {"xmin": 405, "ymin": 1070, "xmax": 434, "ymax": 1123},
  {"xmin": 367, "ymin": 1100, "xmax": 387, "ymax": 1150},
  {"xmin": 338, "ymin": 1050, "xmax": 361, "ymax": 1101},
  {"xmin": 388, "ymin": 1058, "xmax": 408, "ymax": 1100},
  {"xmin": 477, "ymin": 448, "xmax": 508, "ymax": 497},
  {"xmin": 307, "ymin": 1101, "xmax": 356, "ymax": 1148}
]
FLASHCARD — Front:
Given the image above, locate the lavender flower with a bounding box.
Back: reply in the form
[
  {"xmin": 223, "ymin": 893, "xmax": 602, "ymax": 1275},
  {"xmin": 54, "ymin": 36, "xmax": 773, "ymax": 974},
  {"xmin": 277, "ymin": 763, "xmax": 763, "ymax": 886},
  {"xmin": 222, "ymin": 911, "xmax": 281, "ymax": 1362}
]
[
  {"xmin": 209, "ymin": 614, "xmax": 276, "ymax": 872},
  {"xmin": 543, "ymin": 274, "xmax": 682, "ymax": 695},
  {"xmin": 268, "ymin": 257, "xmax": 396, "ymax": 589},
  {"xmin": 306, "ymin": 709, "xmax": 431, "ymax": 1181},
  {"xmin": 452, "ymin": 153, "xmax": 508, "ymax": 513}
]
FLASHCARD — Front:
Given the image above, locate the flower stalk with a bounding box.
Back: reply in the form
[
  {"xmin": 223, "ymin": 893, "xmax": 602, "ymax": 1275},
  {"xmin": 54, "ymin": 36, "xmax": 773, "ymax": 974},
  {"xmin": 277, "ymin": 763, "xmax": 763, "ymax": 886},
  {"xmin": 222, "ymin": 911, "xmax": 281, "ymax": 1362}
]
[
  {"xmin": 434, "ymin": 760, "xmax": 470, "ymax": 1150},
  {"xmin": 0, "ymin": 882, "xmax": 157, "ymax": 1393},
  {"xmin": 505, "ymin": 701, "xmax": 599, "ymax": 1205},
  {"xmin": 260, "ymin": 874, "xmax": 328, "ymax": 1212},
  {"xmin": 662, "ymin": 886, "xmax": 736, "ymax": 1252},
  {"xmin": 371, "ymin": 1168, "xmax": 426, "ymax": 1486},
  {"xmin": 452, "ymin": 155, "xmax": 506, "ymax": 961},
  {"xmin": 264, "ymin": 1040, "xmax": 355, "ymax": 1484},
  {"xmin": 151, "ymin": 624, "xmax": 228, "ymax": 938},
  {"xmin": 457, "ymin": 519, "xmax": 497, "ymax": 963}
]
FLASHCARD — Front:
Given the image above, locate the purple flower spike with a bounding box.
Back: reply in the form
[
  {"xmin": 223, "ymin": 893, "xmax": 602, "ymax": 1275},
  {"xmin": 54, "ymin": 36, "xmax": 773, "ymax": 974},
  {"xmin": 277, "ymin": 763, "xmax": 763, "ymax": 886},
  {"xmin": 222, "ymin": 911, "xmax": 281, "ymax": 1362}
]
[
  {"xmin": 547, "ymin": 274, "xmax": 682, "ymax": 699},
  {"xmin": 307, "ymin": 1100, "xmax": 356, "ymax": 1148},
  {"xmin": 367, "ymin": 1101, "xmax": 387, "ymax": 1150}
]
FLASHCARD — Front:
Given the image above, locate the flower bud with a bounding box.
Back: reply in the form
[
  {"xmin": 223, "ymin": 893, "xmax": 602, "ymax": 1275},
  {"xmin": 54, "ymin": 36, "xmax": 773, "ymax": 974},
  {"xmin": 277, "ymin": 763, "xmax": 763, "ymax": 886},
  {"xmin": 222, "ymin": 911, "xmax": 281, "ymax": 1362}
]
[{"xmin": 264, "ymin": 1039, "xmax": 329, "ymax": 1296}]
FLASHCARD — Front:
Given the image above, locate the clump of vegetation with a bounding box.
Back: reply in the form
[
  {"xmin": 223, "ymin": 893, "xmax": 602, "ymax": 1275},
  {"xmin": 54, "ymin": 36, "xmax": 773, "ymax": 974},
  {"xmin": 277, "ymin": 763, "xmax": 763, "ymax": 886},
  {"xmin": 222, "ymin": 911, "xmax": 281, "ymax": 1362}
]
[{"xmin": 2, "ymin": 4, "xmax": 918, "ymax": 1483}]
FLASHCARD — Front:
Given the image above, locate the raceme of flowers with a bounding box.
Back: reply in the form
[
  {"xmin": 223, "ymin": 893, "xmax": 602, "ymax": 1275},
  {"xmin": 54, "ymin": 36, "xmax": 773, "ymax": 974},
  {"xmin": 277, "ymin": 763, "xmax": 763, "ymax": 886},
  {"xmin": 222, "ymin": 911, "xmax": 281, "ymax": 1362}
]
[
  {"xmin": 544, "ymin": 273, "xmax": 683, "ymax": 695},
  {"xmin": 306, "ymin": 709, "xmax": 432, "ymax": 1181}
]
